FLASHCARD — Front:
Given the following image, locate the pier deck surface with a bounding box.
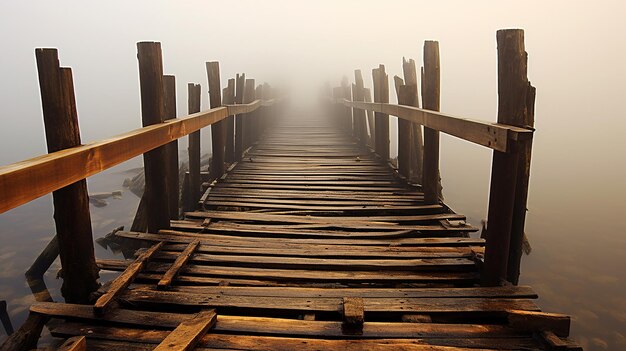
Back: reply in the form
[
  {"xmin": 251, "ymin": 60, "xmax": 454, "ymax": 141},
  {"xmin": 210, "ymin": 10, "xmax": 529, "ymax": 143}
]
[{"xmin": 31, "ymin": 117, "xmax": 579, "ymax": 350}]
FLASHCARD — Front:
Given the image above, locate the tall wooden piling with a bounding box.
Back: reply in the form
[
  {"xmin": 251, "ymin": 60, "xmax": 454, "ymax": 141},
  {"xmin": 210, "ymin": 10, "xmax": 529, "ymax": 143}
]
[
  {"xmin": 35, "ymin": 48, "xmax": 99, "ymax": 303},
  {"xmin": 206, "ymin": 62, "xmax": 224, "ymax": 179},
  {"xmin": 225, "ymin": 78, "xmax": 236, "ymax": 164},
  {"xmin": 363, "ymin": 88, "xmax": 375, "ymax": 147},
  {"xmin": 402, "ymin": 58, "xmax": 424, "ymax": 183},
  {"xmin": 234, "ymin": 73, "xmax": 246, "ymax": 160},
  {"xmin": 243, "ymin": 78, "xmax": 256, "ymax": 148},
  {"xmin": 137, "ymin": 42, "xmax": 171, "ymax": 232},
  {"xmin": 397, "ymin": 84, "xmax": 418, "ymax": 179},
  {"xmin": 372, "ymin": 65, "xmax": 389, "ymax": 160},
  {"xmin": 163, "ymin": 75, "xmax": 179, "ymax": 220},
  {"xmin": 483, "ymin": 29, "xmax": 534, "ymax": 286},
  {"xmin": 422, "ymin": 41, "xmax": 441, "ymax": 205},
  {"xmin": 185, "ymin": 83, "xmax": 201, "ymax": 212},
  {"xmin": 353, "ymin": 70, "xmax": 368, "ymax": 144}
]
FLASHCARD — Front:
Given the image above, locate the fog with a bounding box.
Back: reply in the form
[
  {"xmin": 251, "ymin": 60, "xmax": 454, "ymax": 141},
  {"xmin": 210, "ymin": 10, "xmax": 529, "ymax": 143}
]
[{"xmin": 1, "ymin": 1, "xmax": 626, "ymax": 349}]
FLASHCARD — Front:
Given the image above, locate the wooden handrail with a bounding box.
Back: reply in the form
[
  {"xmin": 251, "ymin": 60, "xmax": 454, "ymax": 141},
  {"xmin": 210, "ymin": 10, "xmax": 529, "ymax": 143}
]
[
  {"xmin": 0, "ymin": 99, "xmax": 278, "ymax": 214},
  {"xmin": 333, "ymin": 98, "xmax": 532, "ymax": 152}
]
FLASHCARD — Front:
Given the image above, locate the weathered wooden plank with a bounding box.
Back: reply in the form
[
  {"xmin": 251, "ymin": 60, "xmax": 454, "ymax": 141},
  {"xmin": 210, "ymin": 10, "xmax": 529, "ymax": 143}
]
[
  {"xmin": 93, "ymin": 242, "xmax": 163, "ymax": 314},
  {"xmin": 116, "ymin": 230, "xmax": 485, "ymax": 247},
  {"xmin": 342, "ymin": 297, "xmax": 364, "ymax": 326},
  {"xmin": 153, "ymin": 310, "xmax": 216, "ymax": 351},
  {"xmin": 507, "ymin": 309, "xmax": 570, "ymax": 337},
  {"xmin": 157, "ymin": 240, "xmax": 200, "ymax": 289},
  {"xmin": 0, "ymin": 97, "xmax": 276, "ymax": 214}
]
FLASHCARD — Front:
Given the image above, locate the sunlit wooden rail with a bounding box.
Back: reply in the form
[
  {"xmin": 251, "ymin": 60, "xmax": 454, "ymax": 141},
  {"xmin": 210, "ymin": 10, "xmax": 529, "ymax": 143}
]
[{"xmin": 0, "ymin": 29, "xmax": 582, "ymax": 351}]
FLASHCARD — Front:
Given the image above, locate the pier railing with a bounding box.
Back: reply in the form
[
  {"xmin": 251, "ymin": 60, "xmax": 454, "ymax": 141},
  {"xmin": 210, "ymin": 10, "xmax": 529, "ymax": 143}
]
[
  {"xmin": 0, "ymin": 42, "xmax": 283, "ymax": 303},
  {"xmin": 329, "ymin": 29, "xmax": 536, "ymax": 286}
]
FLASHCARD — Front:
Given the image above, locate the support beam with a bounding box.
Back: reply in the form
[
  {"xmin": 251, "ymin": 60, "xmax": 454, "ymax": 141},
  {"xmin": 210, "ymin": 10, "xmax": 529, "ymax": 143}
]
[
  {"xmin": 372, "ymin": 65, "xmax": 389, "ymax": 160},
  {"xmin": 353, "ymin": 70, "xmax": 368, "ymax": 144},
  {"xmin": 402, "ymin": 57, "xmax": 424, "ymax": 183},
  {"xmin": 483, "ymin": 29, "xmax": 534, "ymax": 286},
  {"xmin": 422, "ymin": 41, "xmax": 441, "ymax": 205},
  {"xmin": 206, "ymin": 61, "xmax": 224, "ymax": 180},
  {"xmin": 243, "ymin": 79, "xmax": 256, "ymax": 148},
  {"xmin": 137, "ymin": 41, "xmax": 170, "ymax": 232},
  {"xmin": 234, "ymin": 73, "xmax": 246, "ymax": 160},
  {"xmin": 163, "ymin": 75, "xmax": 179, "ymax": 220},
  {"xmin": 397, "ymin": 84, "xmax": 417, "ymax": 179},
  {"xmin": 35, "ymin": 48, "xmax": 99, "ymax": 303},
  {"xmin": 184, "ymin": 83, "xmax": 202, "ymax": 213},
  {"xmin": 224, "ymin": 78, "xmax": 236, "ymax": 164}
]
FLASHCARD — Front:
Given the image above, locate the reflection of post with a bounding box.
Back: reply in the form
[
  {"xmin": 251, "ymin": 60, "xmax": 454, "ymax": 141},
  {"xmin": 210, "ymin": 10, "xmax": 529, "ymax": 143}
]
[
  {"xmin": 25, "ymin": 235, "xmax": 59, "ymax": 279},
  {"xmin": 25, "ymin": 276, "xmax": 53, "ymax": 303},
  {"xmin": 0, "ymin": 300, "xmax": 14, "ymax": 335},
  {"xmin": 0, "ymin": 312, "xmax": 47, "ymax": 350}
]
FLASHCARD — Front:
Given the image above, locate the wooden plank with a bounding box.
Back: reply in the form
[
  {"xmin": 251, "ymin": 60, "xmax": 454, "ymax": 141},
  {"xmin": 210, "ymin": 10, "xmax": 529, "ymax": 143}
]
[
  {"xmin": 157, "ymin": 239, "xmax": 200, "ymax": 289},
  {"xmin": 153, "ymin": 310, "xmax": 216, "ymax": 351},
  {"xmin": 116, "ymin": 230, "xmax": 486, "ymax": 247},
  {"xmin": 37, "ymin": 302, "xmax": 529, "ymax": 339},
  {"xmin": 99, "ymin": 259, "xmax": 479, "ymax": 284},
  {"xmin": 93, "ymin": 242, "xmax": 163, "ymax": 314},
  {"xmin": 57, "ymin": 336, "xmax": 86, "ymax": 351},
  {"xmin": 63, "ymin": 334, "xmax": 541, "ymax": 351},
  {"xmin": 119, "ymin": 288, "xmax": 539, "ymax": 313},
  {"xmin": 0, "ymin": 97, "xmax": 276, "ymax": 214}
]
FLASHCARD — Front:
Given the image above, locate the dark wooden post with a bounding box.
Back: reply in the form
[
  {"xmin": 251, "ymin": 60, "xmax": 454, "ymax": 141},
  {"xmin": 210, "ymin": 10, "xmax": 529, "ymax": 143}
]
[
  {"xmin": 243, "ymin": 78, "xmax": 256, "ymax": 148},
  {"xmin": 422, "ymin": 41, "xmax": 441, "ymax": 205},
  {"xmin": 184, "ymin": 83, "xmax": 201, "ymax": 212},
  {"xmin": 163, "ymin": 75, "xmax": 179, "ymax": 220},
  {"xmin": 372, "ymin": 65, "xmax": 389, "ymax": 161},
  {"xmin": 402, "ymin": 58, "xmax": 424, "ymax": 183},
  {"xmin": 224, "ymin": 78, "xmax": 236, "ymax": 164},
  {"xmin": 363, "ymin": 88, "xmax": 375, "ymax": 148},
  {"xmin": 35, "ymin": 48, "xmax": 99, "ymax": 303},
  {"xmin": 483, "ymin": 29, "xmax": 535, "ymax": 286},
  {"xmin": 234, "ymin": 73, "xmax": 246, "ymax": 160},
  {"xmin": 353, "ymin": 70, "xmax": 368, "ymax": 144},
  {"xmin": 137, "ymin": 42, "xmax": 170, "ymax": 232},
  {"xmin": 397, "ymin": 84, "xmax": 418, "ymax": 179},
  {"xmin": 206, "ymin": 62, "xmax": 224, "ymax": 179}
]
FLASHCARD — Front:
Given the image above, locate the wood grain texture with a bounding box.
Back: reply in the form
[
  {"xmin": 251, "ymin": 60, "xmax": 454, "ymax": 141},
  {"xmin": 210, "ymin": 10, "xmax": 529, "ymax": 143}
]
[
  {"xmin": 153, "ymin": 310, "xmax": 216, "ymax": 351},
  {"xmin": 163, "ymin": 74, "xmax": 179, "ymax": 220}
]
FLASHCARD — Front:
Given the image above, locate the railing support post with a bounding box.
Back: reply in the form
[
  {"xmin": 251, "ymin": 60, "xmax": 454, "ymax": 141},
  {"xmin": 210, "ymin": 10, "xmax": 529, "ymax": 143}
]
[
  {"xmin": 225, "ymin": 79, "xmax": 236, "ymax": 164},
  {"xmin": 184, "ymin": 83, "xmax": 202, "ymax": 212},
  {"xmin": 363, "ymin": 88, "xmax": 375, "ymax": 148},
  {"xmin": 402, "ymin": 58, "xmax": 424, "ymax": 183},
  {"xmin": 243, "ymin": 79, "xmax": 256, "ymax": 148},
  {"xmin": 422, "ymin": 41, "xmax": 441, "ymax": 205},
  {"xmin": 163, "ymin": 75, "xmax": 179, "ymax": 220},
  {"xmin": 206, "ymin": 61, "xmax": 224, "ymax": 179},
  {"xmin": 372, "ymin": 65, "xmax": 390, "ymax": 161},
  {"xmin": 483, "ymin": 29, "xmax": 535, "ymax": 286},
  {"xmin": 234, "ymin": 73, "xmax": 246, "ymax": 160},
  {"xmin": 397, "ymin": 84, "xmax": 418, "ymax": 179},
  {"xmin": 353, "ymin": 70, "xmax": 368, "ymax": 144},
  {"xmin": 35, "ymin": 48, "xmax": 99, "ymax": 303},
  {"xmin": 137, "ymin": 42, "xmax": 171, "ymax": 232}
]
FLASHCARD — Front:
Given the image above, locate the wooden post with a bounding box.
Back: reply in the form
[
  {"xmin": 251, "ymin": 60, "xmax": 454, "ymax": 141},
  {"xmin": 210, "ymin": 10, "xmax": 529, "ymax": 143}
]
[
  {"xmin": 243, "ymin": 78, "xmax": 256, "ymax": 148},
  {"xmin": 234, "ymin": 73, "xmax": 246, "ymax": 160},
  {"xmin": 353, "ymin": 70, "xmax": 368, "ymax": 144},
  {"xmin": 184, "ymin": 83, "xmax": 201, "ymax": 212},
  {"xmin": 137, "ymin": 42, "xmax": 170, "ymax": 232},
  {"xmin": 372, "ymin": 65, "xmax": 389, "ymax": 160},
  {"xmin": 483, "ymin": 29, "xmax": 535, "ymax": 286},
  {"xmin": 206, "ymin": 62, "xmax": 224, "ymax": 179},
  {"xmin": 35, "ymin": 48, "xmax": 99, "ymax": 303},
  {"xmin": 396, "ymin": 84, "xmax": 418, "ymax": 179},
  {"xmin": 422, "ymin": 41, "xmax": 441, "ymax": 205},
  {"xmin": 163, "ymin": 75, "xmax": 179, "ymax": 220},
  {"xmin": 363, "ymin": 88, "xmax": 375, "ymax": 148},
  {"xmin": 225, "ymin": 78, "xmax": 236, "ymax": 164},
  {"xmin": 402, "ymin": 58, "xmax": 424, "ymax": 183}
]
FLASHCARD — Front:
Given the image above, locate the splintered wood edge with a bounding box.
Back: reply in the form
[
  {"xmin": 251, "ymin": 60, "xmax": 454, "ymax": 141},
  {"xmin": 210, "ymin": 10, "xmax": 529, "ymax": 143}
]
[
  {"xmin": 342, "ymin": 297, "xmax": 364, "ymax": 325},
  {"xmin": 57, "ymin": 336, "xmax": 86, "ymax": 351}
]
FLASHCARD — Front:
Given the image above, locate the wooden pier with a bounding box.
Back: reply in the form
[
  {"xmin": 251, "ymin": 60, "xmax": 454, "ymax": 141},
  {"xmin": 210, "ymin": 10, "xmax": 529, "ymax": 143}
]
[{"xmin": 0, "ymin": 29, "xmax": 581, "ymax": 350}]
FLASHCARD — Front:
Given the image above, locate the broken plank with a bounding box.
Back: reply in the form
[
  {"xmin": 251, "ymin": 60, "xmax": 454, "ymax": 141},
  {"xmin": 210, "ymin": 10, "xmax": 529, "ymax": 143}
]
[{"xmin": 153, "ymin": 309, "xmax": 216, "ymax": 351}]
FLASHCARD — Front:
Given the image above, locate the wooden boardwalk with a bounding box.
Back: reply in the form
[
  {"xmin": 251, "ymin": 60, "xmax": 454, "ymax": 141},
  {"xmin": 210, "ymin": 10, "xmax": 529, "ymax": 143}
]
[{"xmin": 30, "ymin": 116, "xmax": 579, "ymax": 350}]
